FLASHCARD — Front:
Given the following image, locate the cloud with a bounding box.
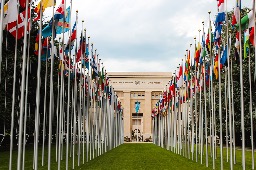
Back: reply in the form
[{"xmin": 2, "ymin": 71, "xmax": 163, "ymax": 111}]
[{"xmin": 48, "ymin": 0, "xmax": 252, "ymax": 72}]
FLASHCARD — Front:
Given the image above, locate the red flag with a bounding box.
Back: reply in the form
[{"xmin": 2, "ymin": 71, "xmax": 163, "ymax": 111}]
[{"xmin": 7, "ymin": 8, "xmax": 30, "ymax": 39}]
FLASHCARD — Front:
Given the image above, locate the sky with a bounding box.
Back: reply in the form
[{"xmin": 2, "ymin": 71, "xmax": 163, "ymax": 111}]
[{"xmin": 49, "ymin": 0, "xmax": 251, "ymax": 72}]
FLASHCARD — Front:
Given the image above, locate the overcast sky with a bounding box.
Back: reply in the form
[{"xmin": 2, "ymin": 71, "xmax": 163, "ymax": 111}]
[{"xmin": 50, "ymin": 0, "xmax": 251, "ymax": 72}]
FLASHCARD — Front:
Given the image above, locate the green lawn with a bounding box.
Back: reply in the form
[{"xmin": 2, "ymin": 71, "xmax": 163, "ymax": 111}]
[{"xmin": 0, "ymin": 143, "xmax": 255, "ymax": 169}]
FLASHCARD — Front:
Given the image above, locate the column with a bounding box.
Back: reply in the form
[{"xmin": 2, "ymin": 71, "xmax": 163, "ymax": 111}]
[
  {"xmin": 144, "ymin": 91, "xmax": 152, "ymax": 139},
  {"xmin": 123, "ymin": 91, "xmax": 131, "ymax": 139}
]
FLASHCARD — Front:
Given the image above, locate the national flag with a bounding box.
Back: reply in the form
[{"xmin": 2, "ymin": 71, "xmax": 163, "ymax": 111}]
[
  {"xmin": 34, "ymin": 33, "xmax": 39, "ymax": 55},
  {"xmin": 194, "ymin": 42, "xmax": 201, "ymax": 66},
  {"xmin": 76, "ymin": 34, "xmax": 85, "ymax": 62},
  {"xmin": 220, "ymin": 45, "xmax": 227, "ymax": 65},
  {"xmin": 244, "ymin": 29, "xmax": 250, "ymax": 59},
  {"xmin": 7, "ymin": 8, "xmax": 30, "ymax": 39},
  {"xmin": 176, "ymin": 65, "xmax": 183, "ymax": 88},
  {"xmin": 3, "ymin": 0, "xmax": 18, "ymax": 28},
  {"xmin": 42, "ymin": 19, "xmax": 54, "ymax": 38},
  {"xmin": 56, "ymin": 6, "xmax": 71, "ymax": 34},
  {"xmin": 54, "ymin": 0, "xmax": 64, "ymax": 20},
  {"xmin": 232, "ymin": 0, "xmax": 240, "ymax": 26},
  {"xmin": 34, "ymin": 0, "xmax": 55, "ymax": 21},
  {"xmin": 216, "ymin": 0, "xmax": 225, "ymax": 23},
  {"xmin": 214, "ymin": 23, "xmax": 222, "ymax": 48},
  {"xmin": 41, "ymin": 37, "xmax": 51, "ymax": 61},
  {"xmin": 214, "ymin": 54, "xmax": 219, "ymax": 79},
  {"xmin": 64, "ymin": 22, "xmax": 77, "ymax": 53},
  {"xmin": 42, "ymin": 6, "xmax": 71, "ymax": 38},
  {"xmin": 19, "ymin": 0, "xmax": 31, "ymax": 8}
]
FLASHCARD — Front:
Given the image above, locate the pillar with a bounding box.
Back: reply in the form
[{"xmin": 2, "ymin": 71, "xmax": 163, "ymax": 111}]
[
  {"xmin": 144, "ymin": 91, "xmax": 152, "ymax": 139},
  {"xmin": 123, "ymin": 91, "xmax": 131, "ymax": 138}
]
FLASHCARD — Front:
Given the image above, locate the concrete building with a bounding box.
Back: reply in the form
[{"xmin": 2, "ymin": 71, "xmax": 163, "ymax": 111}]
[{"xmin": 108, "ymin": 72, "xmax": 172, "ymax": 141}]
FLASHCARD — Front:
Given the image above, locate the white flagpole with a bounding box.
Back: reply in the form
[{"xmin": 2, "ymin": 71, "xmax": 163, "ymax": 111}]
[
  {"xmin": 66, "ymin": 1, "xmax": 73, "ymax": 168},
  {"xmin": 251, "ymin": 1, "xmax": 256, "ymax": 169},
  {"xmin": 9, "ymin": 1, "xmax": 20, "ymax": 169},
  {"xmin": 17, "ymin": 1, "xmax": 30, "ymax": 169},
  {"xmin": 238, "ymin": 1, "xmax": 245, "ymax": 169},
  {"xmin": 22, "ymin": 15, "xmax": 32, "ymax": 168},
  {"xmin": 248, "ymin": 35, "xmax": 254, "ymax": 170},
  {"xmin": 202, "ymin": 21, "xmax": 208, "ymax": 167},
  {"xmin": 0, "ymin": 0, "xmax": 5, "ymax": 82},
  {"xmin": 227, "ymin": 34, "xmax": 233, "ymax": 169}
]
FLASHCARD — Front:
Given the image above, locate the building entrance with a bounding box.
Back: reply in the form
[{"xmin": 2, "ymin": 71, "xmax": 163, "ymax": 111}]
[{"xmin": 132, "ymin": 113, "xmax": 143, "ymax": 142}]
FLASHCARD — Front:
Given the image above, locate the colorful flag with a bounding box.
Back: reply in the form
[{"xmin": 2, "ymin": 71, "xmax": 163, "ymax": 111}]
[
  {"xmin": 56, "ymin": 6, "xmax": 71, "ymax": 34},
  {"xmin": 42, "ymin": 6, "xmax": 71, "ymax": 38},
  {"xmin": 244, "ymin": 29, "xmax": 250, "ymax": 59},
  {"xmin": 34, "ymin": 0, "xmax": 55, "ymax": 21},
  {"xmin": 216, "ymin": 0, "xmax": 225, "ymax": 23},
  {"xmin": 3, "ymin": 0, "xmax": 18, "ymax": 28},
  {"xmin": 176, "ymin": 65, "xmax": 183, "ymax": 88},
  {"xmin": 64, "ymin": 22, "xmax": 77, "ymax": 53},
  {"xmin": 220, "ymin": 45, "xmax": 227, "ymax": 65},
  {"xmin": 54, "ymin": 0, "xmax": 65, "ymax": 20},
  {"xmin": 214, "ymin": 54, "xmax": 219, "ymax": 79},
  {"xmin": 7, "ymin": 8, "xmax": 30, "ymax": 39},
  {"xmin": 232, "ymin": 0, "xmax": 240, "ymax": 26}
]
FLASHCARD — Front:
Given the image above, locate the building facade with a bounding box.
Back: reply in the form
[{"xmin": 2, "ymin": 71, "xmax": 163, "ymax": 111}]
[{"xmin": 108, "ymin": 72, "xmax": 172, "ymax": 141}]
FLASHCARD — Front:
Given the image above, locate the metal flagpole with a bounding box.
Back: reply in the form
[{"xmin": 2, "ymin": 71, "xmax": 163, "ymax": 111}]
[
  {"xmin": 202, "ymin": 21, "xmax": 208, "ymax": 167},
  {"xmin": 218, "ymin": 40, "xmax": 223, "ymax": 170},
  {"xmin": 9, "ymin": 1, "xmax": 20, "ymax": 168},
  {"xmin": 17, "ymin": 1, "xmax": 30, "ymax": 169},
  {"xmin": 251, "ymin": 1, "xmax": 256, "ymax": 169},
  {"xmin": 0, "ymin": 0, "xmax": 5, "ymax": 82},
  {"xmin": 237, "ymin": 1, "xmax": 245, "ymax": 169},
  {"xmin": 22, "ymin": 10, "xmax": 32, "ymax": 168},
  {"xmin": 66, "ymin": 1, "xmax": 73, "ymax": 169},
  {"xmin": 227, "ymin": 33, "xmax": 233, "ymax": 169},
  {"xmin": 248, "ymin": 35, "xmax": 254, "ymax": 170}
]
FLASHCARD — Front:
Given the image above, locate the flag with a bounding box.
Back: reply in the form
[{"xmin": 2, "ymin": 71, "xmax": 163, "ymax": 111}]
[
  {"xmin": 34, "ymin": 33, "xmax": 39, "ymax": 55},
  {"xmin": 41, "ymin": 37, "xmax": 51, "ymax": 61},
  {"xmin": 76, "ymin": 34, "xmax": 86, "ymax": 62},
  {"xmin": 56, "ymin": 6, "xmax": 71, "ymax": 34},
  {"xmin": 7, "ymin": 8, "xmax": 30, "ymax": 39},
  {"xmin": 176, "ymin": 65, "xmax": 183, "ymax": 87},
  {"xmin": 220, "ymin": 45, "xmax": 227, "ymax": 65},
  {"xmin": 42, "ymin": 6, "xmax": 71, "ymax": 38},
  {"xmin": 64, "ymin": 22, "xmax": 77, "ymax": 53},
  {"xmin": 19, "ymin": 0, "xmax": 28, "ymax": 8},
  {"xmin": 54, "ymin": 0, "xmax": 64, "ymax": 20},
  {"xmin": 3, "ymin": 0, "xmax": 18, "ymax": 28},
  {"xmin": 214, "ymin": 54, "xmax": 219, "ymax": 79},
  {"xmin": 214, "ymin": 23, "xmax": 223, "ymax": 49},
  {"xmin": 34, "ymin": 0, "xmax": 55, "ymax": 21},
  {"xmin": 216, "ymin": 0, "xmax": 225, "ymax": 23},
  {"xmin": 244, "ymin": 29, "xmax": 250, "ymax": 59},
  {"xmin": 232, "ymin": 0, "xmax": 240, "ymax": 26}
]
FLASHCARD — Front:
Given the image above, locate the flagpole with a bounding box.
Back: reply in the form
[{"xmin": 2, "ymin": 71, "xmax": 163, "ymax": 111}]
[
  {"xmin": 251, "ymin": 0, "xmax": 256, "ymax": 169},
  {"xmin": 202, "ymin": 21, "xmax": 208, "ymax": 167},
  {"xmin": 8, "ymin": 1, "xmax": 20, "ymax": 168},
  {"xmin": 22, "ymin": 10, "xmax": 32, "ymax": 168},
  {"xmin": 17, "ymin": 0, "xmax": 30, "ymax": 169},
  {"xmin": 238, "ymin": 2, "xmax": 245, "ymax": 169},
  {"xmin": 217, "ymin": 41, "xmax": 223, "ymax": 170},
  {"xmin": 0, "ymin": 0, "xmax": 5, "ymax": 82},
  {"xmin": 66, "ymin": 1, "xmax": 73, "ymax": 169},
  {"xmin": 248, "ymin": 37, "xmax": 254, "ymax": 170}
]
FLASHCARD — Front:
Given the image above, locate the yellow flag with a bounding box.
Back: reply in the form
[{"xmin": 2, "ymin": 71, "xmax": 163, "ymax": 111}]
[{"xmin": 35, "ymin": 0, "xmax": 55, "ymax": 13}]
